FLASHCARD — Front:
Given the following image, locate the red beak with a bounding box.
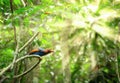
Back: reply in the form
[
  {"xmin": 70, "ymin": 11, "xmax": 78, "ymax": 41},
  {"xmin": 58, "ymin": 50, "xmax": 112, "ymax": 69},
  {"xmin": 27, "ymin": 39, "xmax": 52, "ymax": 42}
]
[{"xmin": 50, "ymin": 50, "xmax": 54, "ymax": 52}]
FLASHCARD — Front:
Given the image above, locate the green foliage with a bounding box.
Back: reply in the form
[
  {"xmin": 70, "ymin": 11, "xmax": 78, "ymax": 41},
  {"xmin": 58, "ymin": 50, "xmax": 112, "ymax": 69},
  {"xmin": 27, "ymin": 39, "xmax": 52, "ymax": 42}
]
[
  {"xmin": 0, "ymin": 49, "xmax": 13, "ymax": 68},
  {"xmin": 0, "ymin": 0, "xmax": 120, "ymax": 83}
]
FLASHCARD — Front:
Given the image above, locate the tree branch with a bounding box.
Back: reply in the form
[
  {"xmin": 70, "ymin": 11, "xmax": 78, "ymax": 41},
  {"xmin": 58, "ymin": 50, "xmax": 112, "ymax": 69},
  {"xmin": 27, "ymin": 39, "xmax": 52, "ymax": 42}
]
[
  {"xmin": 13, "ymin": 55, "xmax": 42, "ymax": 78},
  {"xmin": 0, "ymin": 55, "xmax": 41, "ymax": 79},
  {"xmin": 9, "ymin": 0, "xmax": 13, "ymax": 13},
  {"xmin": 18, "ymin": 32, "xmax": 39, "ymax": 53},
  {"xmin": 0, "ymin": 64, "xmax": 12, "ymax": 77},
  {"xmin": 21, "ymin": 0, "xmax": 26, "ymax": 7},
  {"xmin": 0, "ymin": 32, "xmax": 40, "ymax": 78}
]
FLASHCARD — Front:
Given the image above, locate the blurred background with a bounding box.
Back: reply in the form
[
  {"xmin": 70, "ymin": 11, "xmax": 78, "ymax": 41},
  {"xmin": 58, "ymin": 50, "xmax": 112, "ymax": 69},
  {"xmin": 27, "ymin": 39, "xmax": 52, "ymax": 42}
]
[{"xmin": 0, "ymin": 0, "xmax": 120, "ymax": 83}]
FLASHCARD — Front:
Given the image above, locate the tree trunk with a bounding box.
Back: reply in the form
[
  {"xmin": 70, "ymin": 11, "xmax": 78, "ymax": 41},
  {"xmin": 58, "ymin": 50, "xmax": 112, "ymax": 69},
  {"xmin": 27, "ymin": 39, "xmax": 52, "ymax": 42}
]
[{"xmin": 61, "ymin": 20, "xmax": 71, "ymax": 83}]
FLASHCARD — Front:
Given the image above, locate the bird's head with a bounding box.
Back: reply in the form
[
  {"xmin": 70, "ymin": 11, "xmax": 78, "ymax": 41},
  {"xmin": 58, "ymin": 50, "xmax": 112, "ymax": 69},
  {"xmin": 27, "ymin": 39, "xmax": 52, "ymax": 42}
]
[{"xmin": 44, "ymin": 49, "xmax": 54, "ymax": 53}]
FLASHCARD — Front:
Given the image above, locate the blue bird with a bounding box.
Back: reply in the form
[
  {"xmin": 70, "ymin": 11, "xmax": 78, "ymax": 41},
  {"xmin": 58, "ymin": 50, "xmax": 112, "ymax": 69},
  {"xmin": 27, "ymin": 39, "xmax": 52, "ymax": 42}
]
[{"xmin": 29, "ymin": 48, "xmax": 53, "ymax": 56}]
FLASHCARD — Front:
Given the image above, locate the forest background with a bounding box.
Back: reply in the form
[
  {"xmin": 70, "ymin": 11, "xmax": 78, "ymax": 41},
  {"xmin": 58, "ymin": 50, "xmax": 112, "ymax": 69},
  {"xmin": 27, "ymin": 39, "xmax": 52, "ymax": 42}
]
[{"xmin": 0, "ymin": 0, "xmax": 120, "ymax": 83}]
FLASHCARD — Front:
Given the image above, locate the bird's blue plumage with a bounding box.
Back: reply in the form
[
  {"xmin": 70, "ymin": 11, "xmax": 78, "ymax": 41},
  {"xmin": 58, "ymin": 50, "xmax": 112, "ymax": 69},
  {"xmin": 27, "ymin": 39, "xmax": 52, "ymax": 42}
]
[
  {"xmin": 29, "ymin": 48, "xmax": 53, "ymax": 56},
  {"xmin": 30, "ymin": 51, "xmax": 47, "ymax": 56}
]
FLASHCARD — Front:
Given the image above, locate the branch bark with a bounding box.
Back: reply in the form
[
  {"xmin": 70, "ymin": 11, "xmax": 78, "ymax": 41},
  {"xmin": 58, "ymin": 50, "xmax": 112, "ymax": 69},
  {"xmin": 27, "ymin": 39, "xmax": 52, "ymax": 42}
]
[
  {"xmin": 0, "ymin": 55, "xmax": 42, "ymax": 82},
  {"xmin": 115, "ymin": 23, "xmax": 120, "ymax": 82},
  {"xmin": 0, "ymin": 32, "xmax": 39, "ymax": 78},
  {"xmin": 9, "ymin": 0, "xmax": 13, "ymax": 13},
  {"xmin": 21, "ymin": 0, "xmax": 26, "ymax": 7},
  {"xmin": 13, "ymin": 55, "xmax": 42, "ymax": 78},
  {"xmin": 18, "ymin": 32, "xmax": 39, "ymax": 53},
  {"xmin": 61, "ymin": 20, "xmax": 71, "ymax": 83}
]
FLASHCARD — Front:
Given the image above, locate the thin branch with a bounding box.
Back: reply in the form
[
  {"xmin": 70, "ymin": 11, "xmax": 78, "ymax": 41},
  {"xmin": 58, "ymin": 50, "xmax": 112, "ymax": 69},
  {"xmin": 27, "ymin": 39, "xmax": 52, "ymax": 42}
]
[
  {"xmin": 10, "ymin": 0, "xmax": 17, "ymax": 47},
  {"xmin": 9, "ymin": 0, "xmax": 13, "ymax": 13},
  {"xmin": 115, "ymin": 52, "xmax": 120, "ymax": 83},
  {"xmin": 0, "ymin": 32, "xmax": 40, "ymax": 77},
  {"xmin": 0, "ymin": 75, "xmax": 9, "ymax": 83},
  {"xmin": 21, "ymin": 0, "xmax": 26, "ymax": 7},
  {"xmin": 13, "ymin": 26, "xmax": 17, "ymax": 49},
  {"xmin": 12, "ymin": 29, "xmax": 20, "ymax": 69},
  {"xmin": 10, "ymin": 0, "xmax": 19, "ymax": 71},
  {"xmin": 12, "ymin": 27, "xmax": 21, "ymax": 83},
  {"xmin": 13, "ymin": 55, "xmax": 42, "ymax": 78},
  {"xmin": 0, "ymin": 55, "xmax": 41, "ymax": 78},
  {"xmin": 18, "ymin": 32, "xmax": 39, "ymax": 53},
  {"xmin": 0, "ymin": 64, "xmax": 12, "ymax": 77},
  {"xmin": 115, "ymin": 23, "xmax": 120, "ymax": 82}
]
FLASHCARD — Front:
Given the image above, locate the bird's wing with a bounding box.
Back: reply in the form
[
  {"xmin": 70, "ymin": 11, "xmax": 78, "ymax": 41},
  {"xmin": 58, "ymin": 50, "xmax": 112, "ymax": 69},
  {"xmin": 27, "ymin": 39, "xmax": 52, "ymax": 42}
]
[{"xmin": 29, "ymin": 49, "xmax": 39, "ymax": 54}]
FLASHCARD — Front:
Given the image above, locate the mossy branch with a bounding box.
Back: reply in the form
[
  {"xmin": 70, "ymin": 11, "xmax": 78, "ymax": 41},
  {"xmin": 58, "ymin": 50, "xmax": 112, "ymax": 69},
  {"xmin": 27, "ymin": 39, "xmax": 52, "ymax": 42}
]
[
  {"xmin": 0, "ymin": 32, "xmax": 40, "ymax": 78},
  {"xmin": 18, "ymin": 32, "xmax": 39, "ymax": 53},
  {"xmin": 13, "ymin": 55, "xmax": 42, "ymax": 78},
  {"xmin": 0, "ymin": 55, "xmax": 41, "ymax": 79}
]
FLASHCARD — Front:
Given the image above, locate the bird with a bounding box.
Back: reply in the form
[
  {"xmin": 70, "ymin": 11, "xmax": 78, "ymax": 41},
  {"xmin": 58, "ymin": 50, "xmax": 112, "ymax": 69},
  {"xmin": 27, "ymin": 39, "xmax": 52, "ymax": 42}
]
[{"xmin": 29, "ymin": 48, "xmax": 53, "ymax": 56}]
